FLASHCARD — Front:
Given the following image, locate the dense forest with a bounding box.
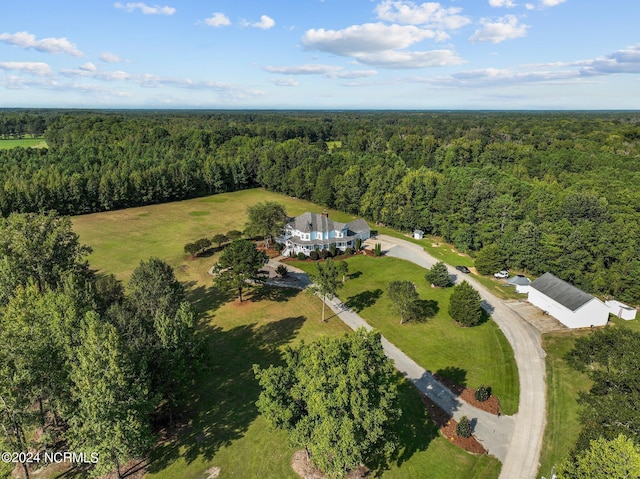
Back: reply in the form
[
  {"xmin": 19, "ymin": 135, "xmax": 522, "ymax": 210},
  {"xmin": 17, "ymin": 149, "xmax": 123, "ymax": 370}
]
[{"xmin": 1, "ymin": 110, "xmax": 639, "ymax": 304}]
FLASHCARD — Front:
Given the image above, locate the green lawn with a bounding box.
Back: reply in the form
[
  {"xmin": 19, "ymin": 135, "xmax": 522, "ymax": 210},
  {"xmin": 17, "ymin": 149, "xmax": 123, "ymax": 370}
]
[
  {"xmin": 0, "ymin": 138, "xmax": 48, "ymax": 149},
  {"xmin": 293, "ymin": 255, "xmax": 519, "ymax": 415},
  {"xmin": 538, "ymin": 315, "xmax": 639, "ymax": 477},
  {"xmin": 72, "ymin": 188, "xmax": 502, "ymax": 479}
]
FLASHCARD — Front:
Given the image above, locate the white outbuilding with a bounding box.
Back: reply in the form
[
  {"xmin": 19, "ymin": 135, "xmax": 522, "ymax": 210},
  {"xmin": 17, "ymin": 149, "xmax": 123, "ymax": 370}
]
[
  {"xmin": 527, "ymin": 272, "xmax": 609, "ymax": 329},
  {"xmin": 605, "ymin": 300, "xmax": 637, "ymax": 320}
]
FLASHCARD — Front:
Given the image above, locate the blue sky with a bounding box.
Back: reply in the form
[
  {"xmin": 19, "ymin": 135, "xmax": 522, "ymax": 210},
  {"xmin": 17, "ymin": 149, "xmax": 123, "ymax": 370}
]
[{"xmin": 1, "ymin": 1, "xmax": 639, "ymax": 109}]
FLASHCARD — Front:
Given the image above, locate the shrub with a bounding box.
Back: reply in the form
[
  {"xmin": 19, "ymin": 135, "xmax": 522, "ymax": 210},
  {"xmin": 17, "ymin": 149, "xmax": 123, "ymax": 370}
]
[
  {"xmin": 456, "ymin": 416, "xmax": 472, "ymax": 438},
  {"xmin": 374, "ymin": 242, "xmax": 382, "ymax": 257},
  {"xmin": 320, "ymin": 249, "xmax": 332, "ymax": 259},
  {"xmin": 474, "ymin": 385, "xmax": 491, "ymax": 402},
  {"xmin": 275, "ymin": 242, "xmax": 284, "ymax": 252},
  {"xmin": 329, "ymin": 244, "xmax": 337, "ymax": 257},
  {"xmin": 297, "ymin": 252, "xmax": 307, "ymax": 261},
  {"xmin": 425, "ymin": 261, "xmax": 451, "ymax": 287},
  {"xmin": 355, "ymin": 238, "xmax": 362, "ymax": 251},
  {"xmin": 275, "ymin": 264, "xmax": 289, "ymax": 278},
  {"xmin": 309, "ymin": 250, "xmax": 319, "ymax": 261},
  {"xmin": 345, "ymin": 247, "xmax": 355, "ymax": 255},
  {"xmin": 448, "ymin": 281, "xmax": 483, "ymax": 326}
]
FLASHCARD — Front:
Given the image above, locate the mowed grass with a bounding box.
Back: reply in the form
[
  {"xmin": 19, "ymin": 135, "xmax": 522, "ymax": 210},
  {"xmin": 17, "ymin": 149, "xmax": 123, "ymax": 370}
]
[
  {"xmin": 538, "ymin": 315, "xmax": 639, "ymax": 476},
  {"xmin": 293, "ymin": 255, "xmax": 519, "ymax": 415},
  {"xmin": 0, "ymin": 138, "xmax": 48, "ymax": 149},
  {"xmin": 72, "ymin": 188, "xmax": 358, "ymax": 281},
  {"xmin": 72, "ymin": 188, "xmax": 503, "ymax": 479}
]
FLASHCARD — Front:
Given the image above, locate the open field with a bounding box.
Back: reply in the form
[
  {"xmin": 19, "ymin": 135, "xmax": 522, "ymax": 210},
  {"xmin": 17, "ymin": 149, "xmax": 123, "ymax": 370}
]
[
  {"xmin": 72, "ymin": 188, "xmax": 502, "ymax": 479},
  {"xmin": 293, "ymin": 255, "xmax": 519, "ymax": 415},
  {"xmin": 0, "ymin": 138, "xmax": 48, "ymax": 149}
]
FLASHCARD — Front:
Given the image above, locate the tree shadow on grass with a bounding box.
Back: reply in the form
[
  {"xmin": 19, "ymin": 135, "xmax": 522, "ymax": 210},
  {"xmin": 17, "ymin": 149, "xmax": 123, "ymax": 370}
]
[
  {"xmin": 184, "ymin": 281, "xmax": 232, "ymax": 316},
  {"xmin": 348, "ymin": 271, "xmax": 362, "ymax": 280},
  {"xmin": 434, "ymin": 366, "xmax": 468, "ymax": 396},
  {"xmin": 250, "ymin": 285, "xmax": 300, "ymax": 303},
  {"xmin": 345, "ymin": 289, "xmax": 383, "ymax": 313},
  {"xmin": 417, "ymin": 299, "xmax": 439, "ymax": 321},
  {"xmin": 146, "ymin": 315, "xmax": 307, "ymax": 473},
  {"xmin": 369, "ymin": 377, "xmax": 438, "ymax": 477}
]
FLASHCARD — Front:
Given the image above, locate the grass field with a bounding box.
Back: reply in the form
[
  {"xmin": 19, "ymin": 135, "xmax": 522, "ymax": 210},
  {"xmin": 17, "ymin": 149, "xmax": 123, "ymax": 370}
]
[
  {"xmin": 538, "ymin": 315, "xmax": 640, "ymax": 476},
  {"xmin": 0, "ymin": 138, "xmax": 48, "ymax": 149},
  {"xmin": 72, "ymin": 188, "xmax": 502, "ymax": 479},
  {"xmin": 293, "ymin": 255, "xmax": 519, "ymax": 415}
]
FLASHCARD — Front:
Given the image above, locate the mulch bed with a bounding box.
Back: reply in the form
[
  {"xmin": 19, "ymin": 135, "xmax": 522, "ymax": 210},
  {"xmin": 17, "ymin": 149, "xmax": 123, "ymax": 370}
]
[{"xmin": 421, "ymin": 378, "xmax": 501, "ymax": 456}]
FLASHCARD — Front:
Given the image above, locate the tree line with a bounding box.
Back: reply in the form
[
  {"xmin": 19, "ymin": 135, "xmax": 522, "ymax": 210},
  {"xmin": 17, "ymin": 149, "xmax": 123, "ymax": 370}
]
[
  {"xmin": 0, "ymin": 211, "xmax": 202, "ymax": 479},
  {"xmin": 0, "ymin": 110, "xmax": 639, "ymax": 303}
]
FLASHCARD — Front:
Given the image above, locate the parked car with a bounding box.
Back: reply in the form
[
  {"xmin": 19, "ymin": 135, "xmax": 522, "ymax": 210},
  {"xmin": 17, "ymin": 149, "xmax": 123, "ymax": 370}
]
[
  {"xmin": 494, "ymin": 270, "xmax": 509, "ymax": 279},
  {"xmin": 456, "ymin": 265, "xmax": 470, "ymax": 274}
]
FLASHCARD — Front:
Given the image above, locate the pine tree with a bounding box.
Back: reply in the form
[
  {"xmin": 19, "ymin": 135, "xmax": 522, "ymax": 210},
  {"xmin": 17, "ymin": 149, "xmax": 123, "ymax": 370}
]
[{"xmin": 448, "ymin": 281, "xmax": 483, "ymax": 326}]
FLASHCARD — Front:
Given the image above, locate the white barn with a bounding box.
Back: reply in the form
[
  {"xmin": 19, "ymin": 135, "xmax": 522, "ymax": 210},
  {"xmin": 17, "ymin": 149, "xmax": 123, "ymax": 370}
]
[
  {"xmin": 605, "ymin": 300, "xmax": 637, "ymax": 320},
  {"xmin": 527, "ymin": 272, "xmax": 609, "ymax": 329}
]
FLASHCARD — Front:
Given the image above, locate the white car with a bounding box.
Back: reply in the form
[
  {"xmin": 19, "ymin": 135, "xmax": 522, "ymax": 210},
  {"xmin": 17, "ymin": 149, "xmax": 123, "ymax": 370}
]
[{"xmin": 494, "ymin": 270, "xmax": 509, "ymax": 279}]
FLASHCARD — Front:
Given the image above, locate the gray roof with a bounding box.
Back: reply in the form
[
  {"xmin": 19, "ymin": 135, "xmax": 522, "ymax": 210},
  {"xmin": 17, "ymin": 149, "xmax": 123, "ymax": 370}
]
[
  {"xmin": 288, "ymin": 212, "xmax": 346, "ymax": 234},
  {"xmin": 287, "ymin": 213, "xmax": 369, "ymax": 235},
  {"xmin": 347, "ymin": 218, "xmax": 370, "ymax": 235},
  {"xmin": 507, "ymin": 275, "xmax": 531, "ymax": 286},
  {"xmin": 530, "ymin": 272, "xmax": 594, "ymax": 311}
]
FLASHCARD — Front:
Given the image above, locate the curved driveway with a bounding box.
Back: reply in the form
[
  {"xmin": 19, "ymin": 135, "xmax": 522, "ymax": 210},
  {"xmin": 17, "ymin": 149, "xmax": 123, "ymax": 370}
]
[{"xmin": 376, "ymin": 235, "xmax": 546, "ymax": 479}]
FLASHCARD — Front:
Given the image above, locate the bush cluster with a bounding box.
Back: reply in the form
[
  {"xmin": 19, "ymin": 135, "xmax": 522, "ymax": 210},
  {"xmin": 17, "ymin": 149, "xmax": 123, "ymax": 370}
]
[
  {"xmin": 456, "ymin": 416, "xmax": 472, "ymax": 438},
  {"xmin": 474, "ymin": 385, "xmax": 491, "ymax": 402}
]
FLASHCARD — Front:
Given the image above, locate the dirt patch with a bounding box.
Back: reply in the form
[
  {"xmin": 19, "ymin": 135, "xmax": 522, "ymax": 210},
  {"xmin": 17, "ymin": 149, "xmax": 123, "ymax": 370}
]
[
  {"xmin": 291, "ymin": 450, "xmax": 369, "ymax": 479},
  {"xmin": 205, "ymin": 466, "xmax": 221, "ymax": 479}
]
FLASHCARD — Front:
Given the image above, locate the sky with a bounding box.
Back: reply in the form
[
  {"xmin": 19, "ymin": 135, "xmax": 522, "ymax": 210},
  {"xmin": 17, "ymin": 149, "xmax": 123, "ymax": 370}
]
[{"xmin": 1, "ymin": 0, "xmax": 639, "ymax": 109}]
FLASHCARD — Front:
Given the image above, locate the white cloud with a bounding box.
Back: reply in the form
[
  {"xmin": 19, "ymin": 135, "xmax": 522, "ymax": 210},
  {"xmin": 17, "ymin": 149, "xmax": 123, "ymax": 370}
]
[
  {"xmin": 375, "ymin": 1, "xmax": 470, "ymax": 29},
  {"xmin": 269, "ymin": 77, "xmax": 299, "ymax": 87},
  {"xmin": 469, "ymin": 15, "xmax": 528, "ymax": 43},
  {"xmin": 0, "ymin": 31, "xmax": 82, "ymax": 56},
  {"xmin": 100, "ymin": 52, "xmax": 124, "ymax": 63},
  {"xmin": 489, "ymin": 0, "xmax": 517, "ymax": 7},
  {"xmin": 541, "ymin": 0, "xmax": 565, "ymax": 6},
  {"xmin": 264, "ymin": 64, "xmax": 378, "ymax": 79},
  {"xmin": 204, "ymin": 12, "xmax": 231, "ymax": 28},
  {"xmin": 114, "ymin": 2, "xmax": 175, "ymax": 15},
  {"xmin": 0, "ymin": 61, "xmax": 53, "ymax": 76},
  {"xmin": 354, "ymin": 49, "xmax": 464, "ymax": 68},
  {"xmin": 79, "ymin": 62, "xmax": 97, "ymax": 72},
  {"xmin": 577, "ymin": 45, "xmax": 640, "ymax": 76},
  {"xmin": 303, "ymin": 23, "xmax": 441, "ymax": 56},
  {"xmin": 243, "ymin": 15, "xmax": 275, "ymax": 30}
]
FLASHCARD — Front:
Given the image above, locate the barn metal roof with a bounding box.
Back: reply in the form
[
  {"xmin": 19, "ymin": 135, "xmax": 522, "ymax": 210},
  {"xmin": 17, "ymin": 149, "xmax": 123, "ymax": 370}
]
[{"xmin": 530, "ymin": 272, "xmax": 594, "ymax": 311}]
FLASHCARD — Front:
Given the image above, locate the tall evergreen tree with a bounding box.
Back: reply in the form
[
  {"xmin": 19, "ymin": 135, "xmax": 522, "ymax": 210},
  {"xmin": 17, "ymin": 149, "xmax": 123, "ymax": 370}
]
[{"xmin": 448, "ymin": 281, "xmax": 483, "ymax": 326}]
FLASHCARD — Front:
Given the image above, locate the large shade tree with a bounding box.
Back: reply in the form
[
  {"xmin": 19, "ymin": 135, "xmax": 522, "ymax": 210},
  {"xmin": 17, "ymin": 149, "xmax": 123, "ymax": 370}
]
[
  {"xmin": 254, "ymin": 329, "xmax": 400, "ymax": 478},
  {"xmin": 213, "ymin": 239, "xmax": 268, "ymax": 302},
  {"xmin": 244, "ymin": 201, "xmax": 287, "ymax": 248}
]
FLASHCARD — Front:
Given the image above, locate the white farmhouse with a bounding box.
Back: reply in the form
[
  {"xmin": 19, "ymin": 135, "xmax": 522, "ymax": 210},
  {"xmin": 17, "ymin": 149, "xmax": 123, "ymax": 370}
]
[
  {"xmin": 527, "ymin": 272, "xmax": 609, "ymax": 329},
  {"xmin": 280, "ymin": 212, "xmax": 370, "ymax": 257}
]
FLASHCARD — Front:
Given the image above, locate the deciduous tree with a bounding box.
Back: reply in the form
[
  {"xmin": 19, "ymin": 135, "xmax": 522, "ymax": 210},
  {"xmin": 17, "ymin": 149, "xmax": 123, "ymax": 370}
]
[
  {"xmin": 387, "ymin": 280, "xmax": 422, "ymax": 324},
  {"xmin": 254, "ymin": 329, "xmax": 400, "ymax": 478},
  {"xmin": 244, "ymin": 201, "xmax": 287, "ymax": 248},
  {"xmin": 308, "ymin": 258, "xmax": 341, "ymax": 322}
]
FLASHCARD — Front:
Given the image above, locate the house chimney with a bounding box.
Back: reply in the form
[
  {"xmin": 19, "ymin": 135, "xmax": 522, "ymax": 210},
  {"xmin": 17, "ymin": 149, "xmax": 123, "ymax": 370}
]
[{"xmin": 321, "ymin": 212, "xmax": 329, "ymax": 218}]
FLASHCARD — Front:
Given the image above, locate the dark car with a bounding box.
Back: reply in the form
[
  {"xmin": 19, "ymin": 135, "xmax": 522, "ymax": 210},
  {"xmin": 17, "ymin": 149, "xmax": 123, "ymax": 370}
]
[{"xmin": 456, "ymin": 265, "xmax": 470, "ymax": 274}]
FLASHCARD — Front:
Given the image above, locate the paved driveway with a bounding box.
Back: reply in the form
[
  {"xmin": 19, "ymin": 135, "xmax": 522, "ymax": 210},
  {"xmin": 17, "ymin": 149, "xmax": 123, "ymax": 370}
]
[{"xmin": 374, "ymin": 235, "xmax": 547, "ymax": 479}]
